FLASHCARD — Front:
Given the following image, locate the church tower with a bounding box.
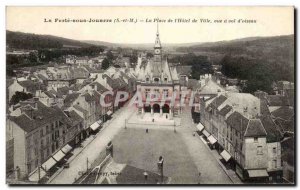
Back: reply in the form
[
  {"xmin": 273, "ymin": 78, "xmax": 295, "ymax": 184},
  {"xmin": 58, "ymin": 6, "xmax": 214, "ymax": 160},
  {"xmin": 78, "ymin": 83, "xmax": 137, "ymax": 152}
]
[{"xmin": 154, "ymin": 24, "xmax": 162, "ymax": 63}]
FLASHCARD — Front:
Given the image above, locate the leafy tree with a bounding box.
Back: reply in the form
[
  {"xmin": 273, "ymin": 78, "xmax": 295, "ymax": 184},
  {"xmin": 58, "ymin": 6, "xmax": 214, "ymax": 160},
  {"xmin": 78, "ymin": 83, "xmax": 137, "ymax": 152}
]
[
  {"xmin": 106, "ymin": 50, "xmax": 114, "ymax": 60},
  {"xmin": 101, "ymin": 58, "xmax": 110, "ymax": 70},
  {"xmin": 146, "ymin": 52, "xmax": 153, "ymax": 58},
  {"xmin": 10, "ymin": 91, "xmax": 33, "ymax": 105}
]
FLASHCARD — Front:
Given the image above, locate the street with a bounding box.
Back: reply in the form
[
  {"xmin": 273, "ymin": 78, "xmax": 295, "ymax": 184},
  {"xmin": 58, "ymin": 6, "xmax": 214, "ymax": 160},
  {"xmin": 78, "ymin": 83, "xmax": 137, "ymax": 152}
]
[{"xmin": 48, "ymin": 105, "xmax": 136, "ymax": 184}]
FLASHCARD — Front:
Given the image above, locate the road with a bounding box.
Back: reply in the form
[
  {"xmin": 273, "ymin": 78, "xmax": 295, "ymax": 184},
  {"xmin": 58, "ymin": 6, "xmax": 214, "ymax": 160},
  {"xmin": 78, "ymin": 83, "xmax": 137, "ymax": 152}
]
[
  {"xmin": 178, "ymin": 106, "xmax": 232, "ymax": 184},
  {"xmin": 49, "ymin": 105, "xmax": 136, "ymax": 184}
]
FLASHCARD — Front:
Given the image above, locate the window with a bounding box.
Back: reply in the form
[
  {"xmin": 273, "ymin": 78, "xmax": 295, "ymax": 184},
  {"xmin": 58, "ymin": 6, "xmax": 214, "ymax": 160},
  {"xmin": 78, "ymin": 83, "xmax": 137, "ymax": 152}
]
[
  {"xmin": 154, "ymin": 78, "xmax": 160, "ymax": 83},
  {"xmin": 34, "ymin": 148, "xmax": 38, "ymax": 156},
  {"xmin": 257, "ymin": 146, "xmax": 263, "ymax": 155},
  {"xmin": 273, "ymin": 147, "xmax": 276, "ymax": 154},
  {"xmin": 154, "ymin": 89, "xmax": 160, "ymax": 98},
  {"xmin": 163, "ymin": 89, "xmax": 169, "ymax": 98},
  {"xmin": 164, "ymin": 77, "xmax": 168, "ymax": 82},
  {"xmin": 254, "ymin": 137, "xmax": 258, "ymax": 142},
  {"xmin": 35, "ymin": 159, "xmax": 39, "ymax": 168},
  {"xmin": 145, "ymin": 89, "xmax": 150, "ymax": 98},
  {"xmin": 40, "ymin": 129, "xmax": 43, "ymax": 138},
  {"xmin": 273, "ymin": 160, "xmax": 277, "ymax": 168},
  {"xmin": 146, "ymin": 77, "xmax": 149, "ymax": 82}
]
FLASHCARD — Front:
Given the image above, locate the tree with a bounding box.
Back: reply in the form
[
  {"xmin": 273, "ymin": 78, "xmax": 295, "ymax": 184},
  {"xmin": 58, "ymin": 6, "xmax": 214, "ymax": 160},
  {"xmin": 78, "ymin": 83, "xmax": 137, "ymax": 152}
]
[
  {"xmin": 10, "ymin": 91, "xmax": 33, "ymax": 105},
  {"xmin": 106, "ymin": 50, "xmax": 114, "ymax": 60},
  {"xmin": 101, "ymin": 58, "xmax": 110, "ymax": 70}
]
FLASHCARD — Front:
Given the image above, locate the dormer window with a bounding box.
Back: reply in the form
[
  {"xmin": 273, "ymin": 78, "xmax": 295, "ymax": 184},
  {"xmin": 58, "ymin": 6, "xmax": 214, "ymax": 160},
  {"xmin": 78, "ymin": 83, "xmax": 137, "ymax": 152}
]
[
  {"xmin": 164, "ymin": 77, "xmax": 168, "ymax": 82},
  {"xmin": 146, "ymin": 77, "xmax": 149, "ymax": 82},
  {"xmin": 154, "ymin": 78, "xmax": 160, "ymax": 83}
]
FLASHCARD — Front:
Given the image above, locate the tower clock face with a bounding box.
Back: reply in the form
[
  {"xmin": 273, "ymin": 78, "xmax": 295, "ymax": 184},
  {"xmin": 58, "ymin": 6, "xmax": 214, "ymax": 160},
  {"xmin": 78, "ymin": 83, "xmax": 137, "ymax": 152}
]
[{"xmin": 155, "ymin": 49, "xmax": 161, "ymax": 54}]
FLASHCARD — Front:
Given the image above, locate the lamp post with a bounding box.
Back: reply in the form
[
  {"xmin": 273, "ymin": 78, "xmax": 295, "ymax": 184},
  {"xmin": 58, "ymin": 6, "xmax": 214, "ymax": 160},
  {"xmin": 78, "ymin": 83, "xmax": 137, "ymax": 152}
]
[
  {"xmin": 143, "ymin": 171, "xmax": 148, "ymax": 184},
  {"xmin": 157, "ymin": 156, "xmax": 164, "ymax": 184},
  {"xmin": 173, "ymin": 122, "xmax": 176, "ymax": 133}
]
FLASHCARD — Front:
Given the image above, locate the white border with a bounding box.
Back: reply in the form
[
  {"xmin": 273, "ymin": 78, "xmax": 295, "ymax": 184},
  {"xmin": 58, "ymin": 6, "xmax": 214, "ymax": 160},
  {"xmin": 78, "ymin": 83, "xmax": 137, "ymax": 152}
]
[{"xmin": 0, "ymin": 1, "xmax": 298, "ymax": 190}]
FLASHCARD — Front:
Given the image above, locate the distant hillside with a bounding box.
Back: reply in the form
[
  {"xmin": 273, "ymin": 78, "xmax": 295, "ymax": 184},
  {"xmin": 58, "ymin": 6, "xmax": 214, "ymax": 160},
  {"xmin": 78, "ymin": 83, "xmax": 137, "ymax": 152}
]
[
  {"xmin": 177, "ymin": 35, "xmax": 293, "ymax": 53},
  {"xmin": 7, "ymin": 30, "xmax": 100, "ymax": 50},
  {"xmin": 83, "ymin": 40, "xmax": 203, "ymax": 51},
  {"xmin": 178, "ymin": 35, "xmax": 294, "ymax": 81}
]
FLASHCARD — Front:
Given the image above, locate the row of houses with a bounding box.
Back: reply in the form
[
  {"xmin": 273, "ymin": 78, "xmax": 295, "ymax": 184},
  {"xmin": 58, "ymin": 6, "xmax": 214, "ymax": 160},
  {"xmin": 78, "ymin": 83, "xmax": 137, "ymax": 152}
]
[
  {"xmin": 6, "ymin": 64, "xmax": 137, "ymax": 182},
  {"xmin": 193, "ymin": 78, "xmax": 294, "ymax": 183}
]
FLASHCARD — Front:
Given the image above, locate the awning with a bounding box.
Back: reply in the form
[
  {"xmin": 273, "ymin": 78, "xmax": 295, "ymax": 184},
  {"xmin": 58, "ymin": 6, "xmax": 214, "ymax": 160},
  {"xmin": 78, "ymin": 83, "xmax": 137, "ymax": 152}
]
[
  {"xmin": 28, "ymin": 167, "xmax": 46, "ymax": 182},
  {"xmin": 41, "ymin": 157, "xmax": 57, "ymax": 171},
  {"xmin": 61, "ymin": 144, "xmax": 72, "ymax": 154},
  {"xmin": 202, "ymin": 129, "xmax": 210, "ymax": 137},
  {"xmin": 90, "ymin": 122, "xmax": 100, "ymax": 131},
  {"xmin": 196, "ymin": 123, "xmax": 204, "ymax": 132},
  {"xmin": 97, "ymin": 119, "xmax": 103, "ymax": 125},
  {"xmin": 207, "ymin": 135, "xmax": 217, "ymax": 145},
  {"xmin": 220, "ymin": 150, "xmax": 231, "ymax": 162},
  {"xmin": 248, "ymin": 169, "xmax": 269, "ymax": 178},
  {"xmin": 52, "ymin": 150, "xmax": 65, "ymax": 162},
  {"xmin": 107, "ymin": 110, "xmax": 113, "ymax": 116}
]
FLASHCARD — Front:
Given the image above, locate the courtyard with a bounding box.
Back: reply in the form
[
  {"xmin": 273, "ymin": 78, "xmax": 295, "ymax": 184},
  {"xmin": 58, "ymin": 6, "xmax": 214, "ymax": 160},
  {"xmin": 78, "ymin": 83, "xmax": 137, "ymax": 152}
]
[{"xmin": 110, "ymin": 107, "xmax": 233, "ymax": 184}]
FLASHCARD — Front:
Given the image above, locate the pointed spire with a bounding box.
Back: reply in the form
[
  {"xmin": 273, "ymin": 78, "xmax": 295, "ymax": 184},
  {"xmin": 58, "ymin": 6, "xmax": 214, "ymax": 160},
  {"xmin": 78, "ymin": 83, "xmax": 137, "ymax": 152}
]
[
  {"xmin": 156, "ymin": 22, "xmax": 159, "ymax": 36},
  {"xmin": 154, "ymin": 23, "xmax": 161, "ymax": 48}
]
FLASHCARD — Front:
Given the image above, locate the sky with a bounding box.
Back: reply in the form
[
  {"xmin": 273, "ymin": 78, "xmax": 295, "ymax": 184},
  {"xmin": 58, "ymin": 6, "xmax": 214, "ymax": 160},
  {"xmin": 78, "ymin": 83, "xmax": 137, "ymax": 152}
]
[{"xmin": 6, "ymin": 6, "xmax": 294, "ymax": 44}]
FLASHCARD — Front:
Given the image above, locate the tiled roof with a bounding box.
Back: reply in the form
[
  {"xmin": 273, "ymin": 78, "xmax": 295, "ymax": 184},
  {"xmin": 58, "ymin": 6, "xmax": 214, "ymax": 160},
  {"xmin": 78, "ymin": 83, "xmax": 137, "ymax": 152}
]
[
  {"xmin": 187, "ymin": 79, "xmax": 201, "ymax": 90},
  {"xmin": 271, "ymin": 106, "xmax": 294, "ymax": 121},
  {"xmin": 56, "ymin": 86, "xmax": 70, "ymax": 98},
  {"xmin": 259, "ymin": 115, "xmax": 283, "ymax": 142},
  {"xmin": 218, "ymin": 105, "xmax": 232, "ymax": 116},
  {"xmin": 244, "ymin": 119, "xmax": 267, "ymax": 137},
  {"xmin": 89, "ymin": 82, "xmax": 109, "ymax": 93},
  {"xmin": 226, "ymin": 111, "xmax": 249, "ymax": 134},
  {"xmin": 174, "ymin": 65, "xmax": 192, "ymax": 76},
  {"xmin": 102, "ymin": 74, "xmax": 118, "ymax": 89},
  {"xmin": 72, "ymin": 67, "xmax": 89, "ymax": 79},
  {"xmin": 9, "ymin": 100, "xmax": 68, "ymax": 133},
  {"xmin": 267, "ymin": 95, "xmax": 289, "ymax": 106},
  {"xmin": 199, "ymin": 80, "xmax": 224, "ymax": 95},
  {"xmin": 44, "ymin": 91, "xmax": 56, "ymax": 98},
  {"xmin": 64, "ymin": 110, "xmax": 83, "ymax": 127},
  {"xmin": 210, "ymin": 95, "xmax": 227, "ymax": 109},
  {"xmin": 285, "ymin": 89, "xmax": 294, "ymax": 106},
  {"xmin": 73, "ymin": 104, "xmax": 88, "ymax": 115},
  {"xmin": 63, "ymin": 93, "xmax": 80, "ymax": 109},
  {"xmin": 82, "ymin": 93, "xmax": 96, "ymax": 103},
  {"xmin": 18, "ymin": 80, "xmax": 45, "ymax": 93},
  {"xmin": 275, "ymin": 117, "xmax": 294, "ymax": 133}
]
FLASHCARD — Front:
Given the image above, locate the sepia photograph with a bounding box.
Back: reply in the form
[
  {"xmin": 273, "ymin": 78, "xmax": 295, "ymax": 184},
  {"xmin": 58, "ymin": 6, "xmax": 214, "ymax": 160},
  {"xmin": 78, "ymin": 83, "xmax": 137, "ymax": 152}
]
[{"xmin": 5, "ymin": 6, "xmax": 295, "ymax": 185}]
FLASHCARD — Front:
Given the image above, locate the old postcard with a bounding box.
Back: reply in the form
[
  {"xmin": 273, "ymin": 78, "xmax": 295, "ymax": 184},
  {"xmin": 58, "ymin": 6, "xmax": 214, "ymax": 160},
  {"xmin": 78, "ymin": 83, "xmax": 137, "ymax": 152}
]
[{"xmin": 6, "ymin": 6, "xmax": 295, "ymax": 185}]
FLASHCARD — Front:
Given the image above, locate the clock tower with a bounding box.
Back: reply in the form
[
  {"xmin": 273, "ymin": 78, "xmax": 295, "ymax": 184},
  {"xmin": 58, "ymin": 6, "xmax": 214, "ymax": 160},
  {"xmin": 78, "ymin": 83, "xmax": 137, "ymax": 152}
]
[{"xmin": 154, "ymin": 24, "xmax": 162, "ymax": 63}]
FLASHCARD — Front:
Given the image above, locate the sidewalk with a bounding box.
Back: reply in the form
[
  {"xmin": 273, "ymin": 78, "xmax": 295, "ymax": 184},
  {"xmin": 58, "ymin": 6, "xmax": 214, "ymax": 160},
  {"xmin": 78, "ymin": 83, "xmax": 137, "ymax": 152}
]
[{"xmin": 198, "ymin": 135, "xmax": 243, "ymax": 184}]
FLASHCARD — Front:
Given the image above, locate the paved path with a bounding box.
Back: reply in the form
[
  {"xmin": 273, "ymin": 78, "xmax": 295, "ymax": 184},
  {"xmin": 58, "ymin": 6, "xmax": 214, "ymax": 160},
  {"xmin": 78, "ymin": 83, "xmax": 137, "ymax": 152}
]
[
  {"xmin": 49, "ymin": 105, "xmax": 136, "ymax": 184},
  {"xmin": 177, "ymin": 106, "xmax": 232, "ymax": 184}
]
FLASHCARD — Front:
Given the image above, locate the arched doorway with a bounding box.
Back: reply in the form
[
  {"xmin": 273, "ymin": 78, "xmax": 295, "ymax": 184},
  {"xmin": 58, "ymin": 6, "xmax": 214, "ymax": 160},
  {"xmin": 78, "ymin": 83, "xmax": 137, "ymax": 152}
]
[
  {"xmin": 162, "ymin": 104, "xmax": 170, "ymax": 113},
  {"xmin": 144, "ymin": 105, "xmax": 151, "ymax": 112},
  {"xmin": 153, "ymin": 104, "xmax": 160, "ymax": 113}
]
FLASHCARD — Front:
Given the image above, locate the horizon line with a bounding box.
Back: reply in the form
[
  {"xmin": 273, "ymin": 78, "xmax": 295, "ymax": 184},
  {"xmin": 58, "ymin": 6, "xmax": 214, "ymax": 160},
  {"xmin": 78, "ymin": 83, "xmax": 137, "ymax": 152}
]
[{"xmin": 6, "ymin": 29, "xmax": 294, "ymax": 46}]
